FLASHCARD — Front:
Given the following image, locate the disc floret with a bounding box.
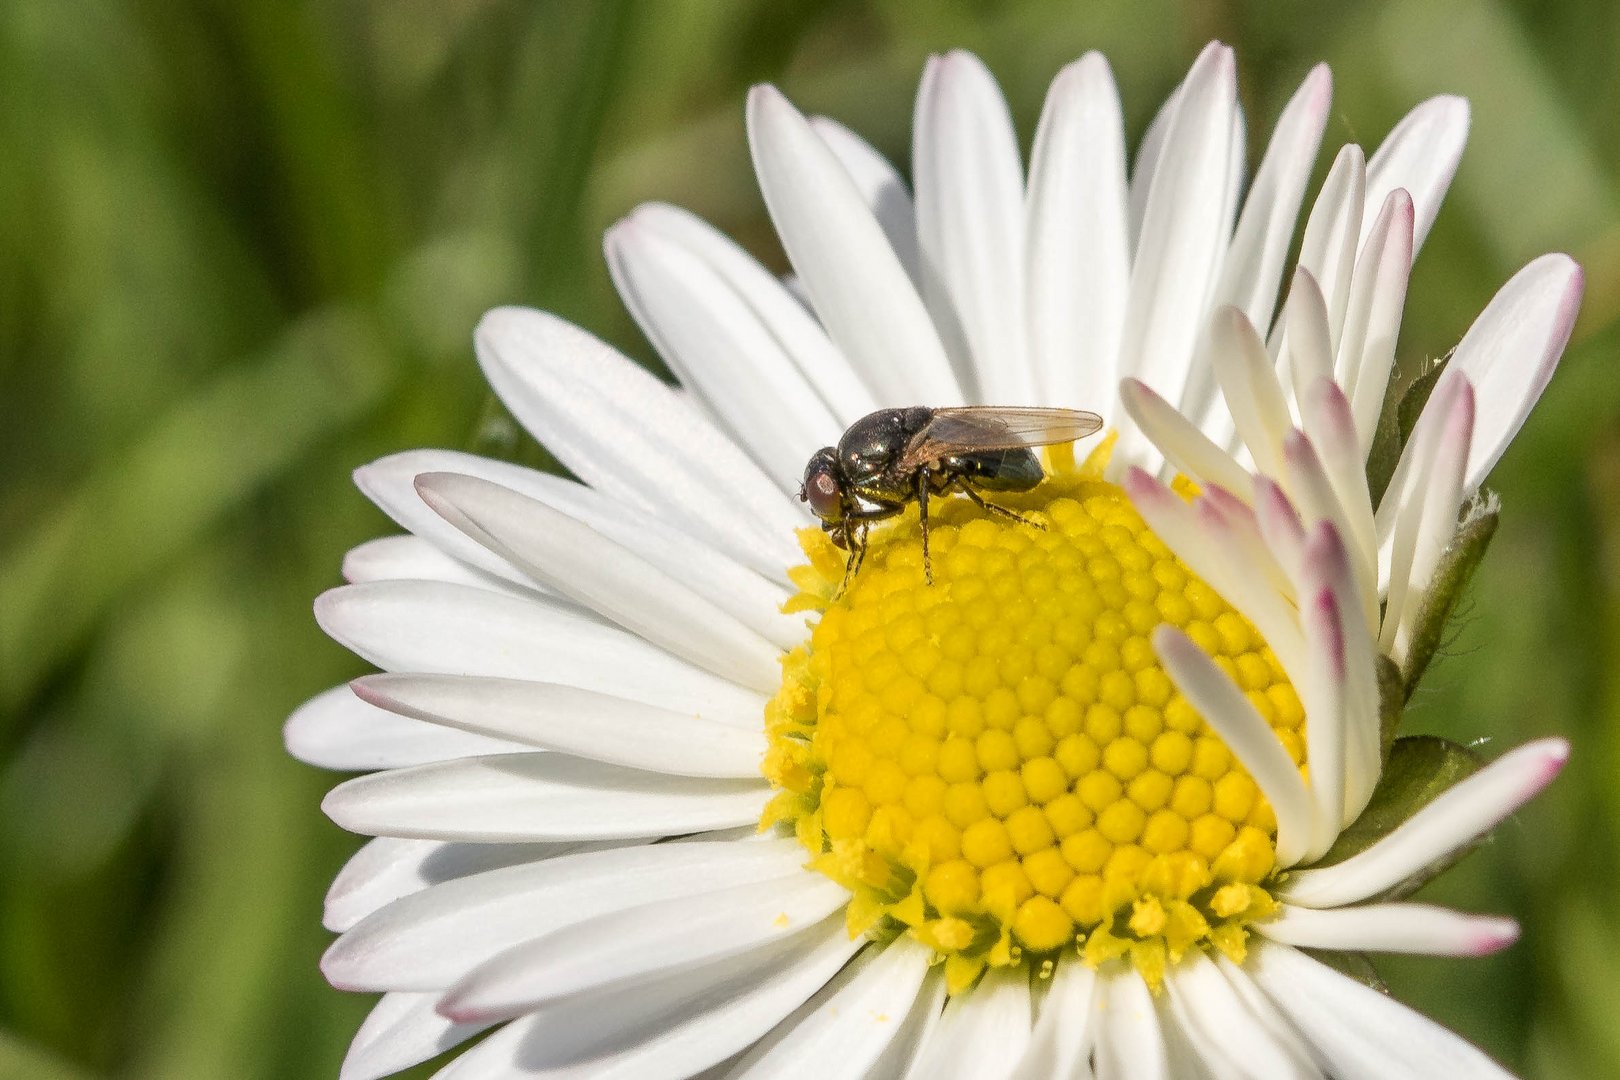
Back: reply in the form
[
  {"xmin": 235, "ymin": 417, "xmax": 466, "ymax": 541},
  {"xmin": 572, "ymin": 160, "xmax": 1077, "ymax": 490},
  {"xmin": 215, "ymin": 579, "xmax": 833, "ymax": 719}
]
[{"xmin": 762, "ymin": 469, "xmax": 1304, "ymax": 993}]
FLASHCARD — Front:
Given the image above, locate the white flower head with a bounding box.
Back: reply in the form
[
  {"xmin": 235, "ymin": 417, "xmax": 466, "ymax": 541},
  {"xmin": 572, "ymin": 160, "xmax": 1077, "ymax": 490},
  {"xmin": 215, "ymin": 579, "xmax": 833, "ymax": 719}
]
[{"xmin": 289, "ymin": 41, "xmax": 1580, "ymax": 1080}]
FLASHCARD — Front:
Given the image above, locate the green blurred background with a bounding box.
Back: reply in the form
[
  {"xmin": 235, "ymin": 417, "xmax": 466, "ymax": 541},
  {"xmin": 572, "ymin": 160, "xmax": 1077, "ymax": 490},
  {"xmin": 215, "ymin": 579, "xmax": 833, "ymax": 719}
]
[{"xmin": 2, "ymin": 0, "xmax": 1617, "ymax": 1076}]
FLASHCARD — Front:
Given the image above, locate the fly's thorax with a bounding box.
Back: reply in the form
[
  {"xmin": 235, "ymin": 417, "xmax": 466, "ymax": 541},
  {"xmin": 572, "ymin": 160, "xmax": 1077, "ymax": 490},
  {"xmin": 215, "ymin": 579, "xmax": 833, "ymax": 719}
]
[
  {"xmin": 763, "ymin": 472, "xmax": 1301, "ymax": 993},
  {"xmin": 836, "ymin": 407, "xmax": 933, "ymax": 482}
]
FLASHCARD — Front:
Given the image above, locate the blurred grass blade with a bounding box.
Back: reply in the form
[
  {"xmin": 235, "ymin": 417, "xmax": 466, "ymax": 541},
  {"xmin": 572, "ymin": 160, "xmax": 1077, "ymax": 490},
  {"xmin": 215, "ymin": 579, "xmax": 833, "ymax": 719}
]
[{"xmin": 0, "ymin": 310, "xmax": 392, "ymax": 717}]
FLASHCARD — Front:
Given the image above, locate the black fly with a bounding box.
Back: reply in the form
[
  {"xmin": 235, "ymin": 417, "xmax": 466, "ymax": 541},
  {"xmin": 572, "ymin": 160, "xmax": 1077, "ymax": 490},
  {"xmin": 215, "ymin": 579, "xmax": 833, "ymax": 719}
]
[{"xmin": 798, "ymin": 406, "xmax": 1104, "ymax": 592}]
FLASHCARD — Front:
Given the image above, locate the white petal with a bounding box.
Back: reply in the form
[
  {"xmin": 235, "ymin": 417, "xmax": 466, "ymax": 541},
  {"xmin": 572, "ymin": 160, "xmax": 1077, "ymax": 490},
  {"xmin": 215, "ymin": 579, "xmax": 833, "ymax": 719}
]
[
  {"xmin": 353, "ymin": 456, "xmax": 568, "ymax": 598},
  {"xmin": 1126, "ymin": 470, "xmax": 1306, "ymax": 680},
  {"xmin": 322, "ymin": 753, "xmax": 770, "ymax": 843},
  {"xmin": 430, "ymin": 916, "xmax": 860, "ymax": 1080},
  {"xmin": 1282, "ymin": 737, "xmax": 1569, "ymax": 908},
  {"xmin": 1388, "ymin": 378, "xmax": 1475, "ymax": 658},
  {"xmin": 1187, "ymin": 65, "xmax": 1333, "ymax": 438},
  {"xmin": 1161, "ymin": 949, "xmax": 1320, "ymax": 1080},
  {"xmin": 1212, "ymin": 64, "xmax": 1332, "ymax": 340},
  {"xmin": 1249, "ymin": 943, "xmax": 1515, "ymax": 1080},
  {"xmin": 1279, "ymin": 431, "xmax": 1362, "ymax": 597},
  {"xmin": 1294, "ymin": 146, "xmax": 1365, "ymax": 350},
  {"xmin": 1252, "ymin": 475, "xmax": 1307, "ymax": 588},
  {"xmin": 605, "ymin": 215, "xmax": 838, "ymax": 487},
  {"xmin": 724, "ymin": 937, "xmax": 932, "ymax": 1078},
  {"xmin": 1338, "ymin": 190, "xmax": 1415, "ymax": 450},
  {"xmin": 286, "ymin": 685, "xmax": 526, "ymax": 772},
  {"xmin": 1208, "ymin": 305, "xmax": 1292, "ymax": 477},
  {"xmin": 440, "ymin": 871, "xmax": 848, "ymax": 1022},
  {"xmin": 620, "ymin": 202, "xmax": 877, "ymax": 425},
  {"xmin": 1118, "ymin": 377, "xmax": 1252, "ymax": 496},
  {"xmin": 1153, "ymin": 625, "xmax": 1315, "ymax": 866},
  {"xmin": 359, "ymin": 448, "xmax": 800, "ymax": 648},
  {"xmin": 352, "ymin": 674, "xmax": 764, "ymax": 779},
  {"xmin": 1297, "ymin": 379, "xmax": 1379, "ymax": 609},
  {"xmin": 1214, "ymin": 956, "xmax": 1330, "ymax": 1074},
  {"xmin": 865, "ymin": 969, "xmax": 947, "ymax": 1080},
  {"xmin": 1447, "ymin": 252, "xmax": 1584, "ymax": 491},
  {"xmin": 1297, "ymin": 523, "xmax": 1380, "ymax": 828},
  {"xmin": 1378, "ymin": 374, "xmax": 1473, "ymax": 655},
  {"xmin": 914, "ymin": 51, "xmax": 1030, "ymax": 402},
  {"xmin": 341, "ymin": 991, "xmax": 491, "ymax": 1080},
  {"xmin": 1012, "ymin": 959, "xmax": 1097, "ymax": 1080},
  {"xmin": 474, "ymin": 306, "xmax": 800, "ymax": 570},
  {"xmin": 809, "ymin": 116, "xmax": 923, "ymax": 288},
  {"xmin": 343, "ymin": 535, "xmax": 530, "ymax": 598},
  {"xmin": 1297, "ymin": 585, "xmax": 1348, "ymax": 862},
  {"xmin": 1260, "ymin": 903, "xmax": 1518, "ymax": 956},
  {"xmin": 1127, "ymin": 82, "xmax": 1179, "ymax": 247},
  {"xmin": 1280, "ymin": 269, "xmax": 1336, "ymax": 402},
  {"xmin": 1199, "ymin": 483, "xmax": 1297, "ymax": 604},
  {"xmin": 747, "ymin": 84, "xmax": 961, "ymax": 406},
  {"xmin": 1093, "ymin": 970, "xmax": 1168, "ymax": 1080},
  {"xmin": 323, "ymin": 836, "xmax": 586, "ymax": 934},
  {"xmin": 414, "ymin": 472, "xmax": 782, "ymax": 692},
  {"xmin": 323, "ymin": 837, "xmax": 808, "ymax": 991},
  {"xmin": 1026, "ymin": 52, "xmax": 1130, "ymax": 414},
  {"xmin": 903, "ymin": 968, "xmax": 1030, "ymax": 1080},
  {"xmin": 314, "ymin": 580, "xmax": 765, "ymax": 722},
  {"xmin": 1362, "ymin": 96, "xmax": 1469, "ymax": 256},
  {"xmin": 1113, "ymin": 43, "xmax": 1238, "ymax": 468}
]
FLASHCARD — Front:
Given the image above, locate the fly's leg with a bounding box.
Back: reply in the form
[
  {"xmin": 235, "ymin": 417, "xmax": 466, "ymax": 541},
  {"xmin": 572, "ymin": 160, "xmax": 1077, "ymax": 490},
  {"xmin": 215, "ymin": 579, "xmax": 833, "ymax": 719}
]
[
  {"xmin": 916, "ymin": 471, "xmax": 933, "ymax": 585},
  {"xmin": 838, "ymin": 524, "xmax": 869, "ymax": 598},
  {"xmin": 956, "ymin": 480, "xmax": 1045, "ymax": 530}
]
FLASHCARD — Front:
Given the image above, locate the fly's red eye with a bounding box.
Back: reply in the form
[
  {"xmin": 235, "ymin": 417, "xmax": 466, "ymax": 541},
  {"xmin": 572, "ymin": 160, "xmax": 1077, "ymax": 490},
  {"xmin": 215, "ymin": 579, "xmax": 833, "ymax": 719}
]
[{"xmin": 804, "ymin": 469, "xmax": 842, "ymax": 520}]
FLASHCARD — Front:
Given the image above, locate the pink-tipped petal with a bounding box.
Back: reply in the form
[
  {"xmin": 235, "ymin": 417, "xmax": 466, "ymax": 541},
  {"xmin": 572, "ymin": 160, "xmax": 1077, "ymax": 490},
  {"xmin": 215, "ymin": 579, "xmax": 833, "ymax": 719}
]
[
  {"xmin": 1283, "ymin": 737, "xmax": 1570, "ymax": 909},
  {"xmin": 1154, "ymin": 626, "xmax": 1316, "ymax": 866},
  {"xmin": 1299, "ymin": 586, "xmax": 1348, "ymax": 859},
  {"xmin": 1341, "ymin": 189, "xmax": 1415, "ymax": 448},
  {"xmin": 1300, "ymin": 522, "xmax": 1381, "ymax": 821},
  {"xmin": 1295, "ymin": 144, "xmax": 1366, "ymax": 349},
  {"xmin": 1300, "ymin": 377, "xmax": 1380, "ymax": 613},
  {"xmin": 1363, "ymin": 95, "xmax": 1469, "ymax": 256},
  {"xmin": 1378, "ymin": 374, "xmax": 1474, "ymax": 656},
  {"xmin": 1281, "ymin": 267, "xmax": 1336, "ymax": 396},
  {"xmin": 1119, "ymin": 377, "xmax": 1253, "ymax": 496},
  {"xmin": 1261, "ymin": 903, "xmax": 1519, "ymax": 957},
  {"xmin": 1450, "ymin": 253, "xmax": 1584, "ymax": 491},
  {"xmin": 1390, "ymin": 376, "xmax": 1476, "ymax": 658},
  {"xmin": 1252, "ymin": 476, "xmax": 1307, "ymax": 585},
  {"xmin": 1208, "ymin": 305, "xmax": 1293, "ymax": 476}
]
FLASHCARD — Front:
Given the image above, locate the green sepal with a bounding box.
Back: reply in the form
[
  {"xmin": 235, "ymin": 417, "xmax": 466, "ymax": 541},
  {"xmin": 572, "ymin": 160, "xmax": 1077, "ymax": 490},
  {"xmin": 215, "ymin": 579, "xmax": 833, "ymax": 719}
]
[
  {"xmin": 1306, "ymin": 736, "xmax": 1481, "ymax": 882},
  {"xmin": 1401, "ymin": 503, "xmax": 1500, "ymax": 696},
  {"xmin": 1376, "ymin": 654, "xmax": 1404, "ymax": 761},
  {"xmin": 1365, "ymin": 358, "xmax": 1450, "ymax": 506},
  {"xmin": 1303, "ymin": 948, "xmax": 1388, "ymax": 993}
]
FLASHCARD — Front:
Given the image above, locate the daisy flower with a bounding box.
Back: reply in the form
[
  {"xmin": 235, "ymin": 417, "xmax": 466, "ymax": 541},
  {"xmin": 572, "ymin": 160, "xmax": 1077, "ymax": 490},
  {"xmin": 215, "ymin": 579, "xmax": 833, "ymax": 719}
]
[{"xmin": 287, "ymin": 41, "xmax": 1581, "ymax": 1080}]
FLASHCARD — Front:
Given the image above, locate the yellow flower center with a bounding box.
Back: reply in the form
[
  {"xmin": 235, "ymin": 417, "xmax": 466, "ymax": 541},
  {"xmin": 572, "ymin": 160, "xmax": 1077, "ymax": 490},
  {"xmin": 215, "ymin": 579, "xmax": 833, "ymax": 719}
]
[{"xmin": 761, "ymin": 451, "xmax": 1304, "ymax": 994}]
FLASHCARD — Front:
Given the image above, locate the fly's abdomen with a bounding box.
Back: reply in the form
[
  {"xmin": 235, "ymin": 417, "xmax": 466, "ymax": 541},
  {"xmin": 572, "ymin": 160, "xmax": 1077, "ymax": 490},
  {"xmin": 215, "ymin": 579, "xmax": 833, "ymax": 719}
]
[{"xmin": 947, "ymin": 447, "xmax": 1043, "ymax": 491}]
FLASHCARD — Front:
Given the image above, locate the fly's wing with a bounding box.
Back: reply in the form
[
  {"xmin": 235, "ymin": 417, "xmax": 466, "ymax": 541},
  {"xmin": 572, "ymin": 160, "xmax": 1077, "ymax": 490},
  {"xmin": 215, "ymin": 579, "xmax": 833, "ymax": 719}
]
[{"xmin": 897, "ymin": 406, "xmax": 1104, "ymax": 469}]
